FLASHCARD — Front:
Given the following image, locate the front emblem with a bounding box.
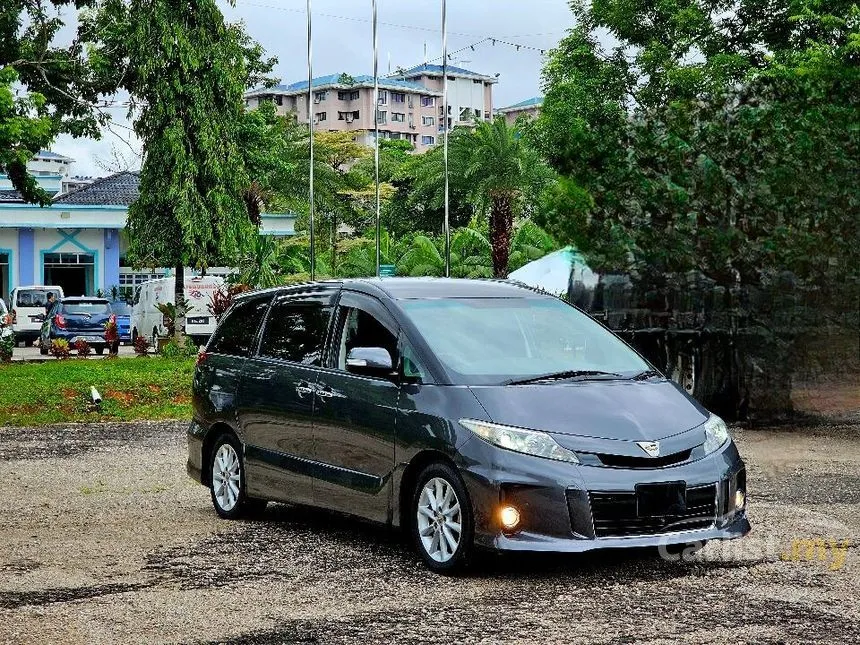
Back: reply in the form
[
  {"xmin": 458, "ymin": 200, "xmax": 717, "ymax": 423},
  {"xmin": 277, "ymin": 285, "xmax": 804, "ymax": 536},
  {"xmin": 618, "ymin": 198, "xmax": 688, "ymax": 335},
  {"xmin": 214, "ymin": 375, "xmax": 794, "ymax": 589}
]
[{"xmin": 637, "ymin": 441, "xmax": 660, "ymax": 457}]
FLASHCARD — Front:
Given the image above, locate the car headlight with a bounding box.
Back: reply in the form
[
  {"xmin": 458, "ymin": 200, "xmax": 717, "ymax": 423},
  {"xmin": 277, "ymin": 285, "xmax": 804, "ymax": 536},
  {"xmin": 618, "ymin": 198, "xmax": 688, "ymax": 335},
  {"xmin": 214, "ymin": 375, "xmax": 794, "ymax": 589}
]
[
  {"xmin": 703, "ymin": 414, "xmax": 730, "ymax": 455},
  {"xmin": 460, "ymin": 419, "xmax": 580, "ymax": 464}
]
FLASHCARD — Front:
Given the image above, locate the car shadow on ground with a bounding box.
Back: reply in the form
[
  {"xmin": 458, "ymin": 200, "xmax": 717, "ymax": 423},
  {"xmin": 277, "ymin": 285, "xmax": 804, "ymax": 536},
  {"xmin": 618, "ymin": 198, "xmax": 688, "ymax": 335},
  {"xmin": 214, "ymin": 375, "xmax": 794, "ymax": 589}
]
[{"xmin": 182, "ymin": 502, "xmax": 742, "ymax": 584}]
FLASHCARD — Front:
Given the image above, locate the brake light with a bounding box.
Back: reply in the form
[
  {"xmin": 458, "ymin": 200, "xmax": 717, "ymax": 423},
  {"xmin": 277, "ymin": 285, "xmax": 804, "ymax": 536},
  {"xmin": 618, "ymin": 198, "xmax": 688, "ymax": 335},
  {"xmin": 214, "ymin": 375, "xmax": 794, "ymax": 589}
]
[
  {"xmin": 196, "ymin": 350, "xmax": 208, "ymax": 366},
  {"xmin": 55, "ymin": 314, "xmax": 67, "ymax": 329}
]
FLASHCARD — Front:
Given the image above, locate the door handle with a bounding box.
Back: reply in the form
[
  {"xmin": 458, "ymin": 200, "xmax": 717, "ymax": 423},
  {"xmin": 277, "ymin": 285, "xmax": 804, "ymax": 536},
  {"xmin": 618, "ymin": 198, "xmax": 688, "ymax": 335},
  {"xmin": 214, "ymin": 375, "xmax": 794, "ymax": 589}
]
[
  {"xmin": 316, "ymin": 386, "xmax": 335, "ymax": 399},
  {"xmin": 295, "ymin": 381, "xmax": 315, "ymax": 397}
]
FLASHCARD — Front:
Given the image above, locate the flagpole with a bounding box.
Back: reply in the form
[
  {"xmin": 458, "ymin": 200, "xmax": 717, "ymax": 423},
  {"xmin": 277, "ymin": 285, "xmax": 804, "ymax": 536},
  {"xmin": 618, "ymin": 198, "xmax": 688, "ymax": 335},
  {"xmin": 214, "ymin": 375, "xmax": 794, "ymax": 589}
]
[
  {"xmin": 307, "ymin": 0, "xmax": 316, "ymax": 280},
  {"xmin": 373, "ymin": 0, "xmax": 381, "ymax": 277},
  {"xmin": 441, "ymin": 0, "xmax": 450, "ymax": 277}
]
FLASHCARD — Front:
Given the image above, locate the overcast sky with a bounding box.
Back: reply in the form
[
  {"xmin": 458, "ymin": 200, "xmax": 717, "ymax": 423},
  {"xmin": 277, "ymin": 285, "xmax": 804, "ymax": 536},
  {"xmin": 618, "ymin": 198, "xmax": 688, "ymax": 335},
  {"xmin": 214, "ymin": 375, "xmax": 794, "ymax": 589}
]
[{"xmin": 54, "ymin": 0, "xmax": 575, "ymax": 176}]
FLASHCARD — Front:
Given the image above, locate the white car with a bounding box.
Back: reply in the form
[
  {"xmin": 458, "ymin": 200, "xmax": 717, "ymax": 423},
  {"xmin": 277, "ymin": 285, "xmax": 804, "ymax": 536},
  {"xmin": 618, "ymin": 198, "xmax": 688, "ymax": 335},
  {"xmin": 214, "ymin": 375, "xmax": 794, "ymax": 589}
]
[
  {"xmin": 10, "ymin": 286, "xmax": 65, "ymax": 346},
  {"xmin": 131, "ymin": 276, "xmax": 224, "ymax": 346}
]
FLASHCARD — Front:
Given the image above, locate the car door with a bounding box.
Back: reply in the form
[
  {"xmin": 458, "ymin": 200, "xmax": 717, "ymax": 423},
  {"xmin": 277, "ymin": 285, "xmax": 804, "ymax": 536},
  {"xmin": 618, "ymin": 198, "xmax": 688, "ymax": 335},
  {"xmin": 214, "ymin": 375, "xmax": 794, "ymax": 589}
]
[
  {"xmin": 312, "ymin": 290, "xmax": 401, "ymax": 523},
  {"xmin": 239, "ymin": 288, "xmax": 338, "ymax": 505}
]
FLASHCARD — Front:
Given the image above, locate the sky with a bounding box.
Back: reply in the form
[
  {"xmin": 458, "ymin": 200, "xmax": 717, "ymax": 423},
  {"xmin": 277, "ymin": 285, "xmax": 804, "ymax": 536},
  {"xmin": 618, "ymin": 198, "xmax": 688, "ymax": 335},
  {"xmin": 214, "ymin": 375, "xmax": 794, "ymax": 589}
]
[{"xmin": 53, "ymin": 0, "xmax": 575, "ymax": 177}]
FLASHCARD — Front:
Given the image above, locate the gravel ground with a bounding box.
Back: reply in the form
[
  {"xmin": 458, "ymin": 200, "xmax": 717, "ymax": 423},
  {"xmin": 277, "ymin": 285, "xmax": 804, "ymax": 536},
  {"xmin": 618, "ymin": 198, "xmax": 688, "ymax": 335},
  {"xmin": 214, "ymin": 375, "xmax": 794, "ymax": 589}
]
[{"xmin": 1, "ymin": 419, "xmax": 859, "ymax": 645}]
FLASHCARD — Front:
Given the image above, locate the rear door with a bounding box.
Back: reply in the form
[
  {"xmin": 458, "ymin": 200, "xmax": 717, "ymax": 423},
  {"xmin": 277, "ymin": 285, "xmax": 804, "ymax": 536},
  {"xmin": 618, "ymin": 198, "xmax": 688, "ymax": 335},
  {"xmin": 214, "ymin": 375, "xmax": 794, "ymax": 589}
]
[
  {"xmin": 239, "ymin": 287, "xmax": 338, "ymax": 505},
  {"xmin": 311, "ymin": 290, "xmax": 401, "ymax": 523},
  {"xmin": 195, "ymin": 294, "xmax": 272, "ymax": 459}
]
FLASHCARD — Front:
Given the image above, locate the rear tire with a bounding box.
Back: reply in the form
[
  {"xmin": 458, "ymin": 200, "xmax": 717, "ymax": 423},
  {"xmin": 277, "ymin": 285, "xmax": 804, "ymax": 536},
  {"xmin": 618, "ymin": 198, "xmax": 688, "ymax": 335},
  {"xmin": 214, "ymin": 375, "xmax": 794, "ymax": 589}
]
[
  {"xmin": 208, "ymin": 432, "xmax": 267, "ymax": 520},
  {"xmin": 411, "ymin": 462, "xmax": 474, "ymax": 573}
]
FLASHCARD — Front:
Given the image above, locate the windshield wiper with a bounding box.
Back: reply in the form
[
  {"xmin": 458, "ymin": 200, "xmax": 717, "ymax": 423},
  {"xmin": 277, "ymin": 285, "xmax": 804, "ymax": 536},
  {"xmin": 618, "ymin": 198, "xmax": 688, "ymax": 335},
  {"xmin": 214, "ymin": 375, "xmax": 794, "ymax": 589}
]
[
  {"xmin": 504, "ymin": 370, "xmax": 622, "ymax": 386},
  {"xmin": 630, "ymin": 369, "xmax": 663, "ymax": 381}
]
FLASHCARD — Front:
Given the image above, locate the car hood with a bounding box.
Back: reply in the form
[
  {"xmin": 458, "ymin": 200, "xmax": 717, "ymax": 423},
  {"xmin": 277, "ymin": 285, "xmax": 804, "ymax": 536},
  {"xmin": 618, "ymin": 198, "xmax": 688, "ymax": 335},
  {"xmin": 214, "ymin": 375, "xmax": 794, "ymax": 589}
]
[{"xmin": 468, "ymin": 379, "xmax": 709, "ymax": 442}]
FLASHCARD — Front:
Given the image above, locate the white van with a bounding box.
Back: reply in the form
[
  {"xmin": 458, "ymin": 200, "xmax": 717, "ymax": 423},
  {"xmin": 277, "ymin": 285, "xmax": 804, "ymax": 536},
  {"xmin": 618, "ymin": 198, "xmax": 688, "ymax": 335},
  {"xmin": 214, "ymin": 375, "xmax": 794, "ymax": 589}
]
[
  {"xmin": 10, "ymin": 286, "xmax": 65, "ymax": 346},
  {"xmin": 131, "ymin": 276, "xmax": 224, "ymax": 346}
]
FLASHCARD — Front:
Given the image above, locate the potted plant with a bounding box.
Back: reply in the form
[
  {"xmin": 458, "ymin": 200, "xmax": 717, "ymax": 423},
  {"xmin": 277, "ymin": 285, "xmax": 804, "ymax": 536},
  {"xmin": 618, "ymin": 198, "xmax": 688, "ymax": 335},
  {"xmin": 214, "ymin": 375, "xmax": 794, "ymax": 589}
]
[
  {"xmin": 0, "ymin": 312, "xmax": 14, "ymax": 363},
  {"xmin": 74, "ymin": 338, "xmax": 92, "ymax": 358},
  {"xmin": 103, "ymin": 315, "xmax": 120, "ymax": 356},
  {"xmin": 154, "ymin": 302, "xmax": 177, "ymax": 352},
  {"xmin": 50, "ymin": 338, "xmax": 71, "ymax": 360}
]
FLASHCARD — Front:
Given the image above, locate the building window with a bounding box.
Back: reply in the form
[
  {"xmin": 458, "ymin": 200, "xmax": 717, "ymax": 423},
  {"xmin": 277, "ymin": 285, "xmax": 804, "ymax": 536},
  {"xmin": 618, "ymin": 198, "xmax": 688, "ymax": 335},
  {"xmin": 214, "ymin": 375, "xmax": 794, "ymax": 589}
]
[
  {"xmin": 422, "ymin": 115, "xmax": 435, "ymax": 126},
  {"xmin": 376, "ymin": 110, "xmax": 387, "ymax": 124},
  {"xmin": 389, "ymin": 132, "xmax": 401, "ymax": 140},
  {"xmin": 473, "ymin": 79, "xmax": 483, "ymax": 84},
  {"xmin": 338, "ymin": 90, "xmax": 360, "ymax": 101},
  {"xmin": 377, "ymin": 90, "xmax": 388, "ymax": 105},
  {"xmin": 273, "ymin": 95, "xmax": 283, "ymax": 106},
  {"xmin": 391, "ymin": 92, "xmax": 406, "ymax": 103},
  {"xmin": 391, "ymin": 112, "xmax": 405, "ymax": 122},
  {"xmin": 313, "ymin": 90, "xmax": 327, "ymax": 102},
  {"xmin": 421, "ymin": 96, "xmax": 435, "ymax": 107},
  {"xmin": 447, "ymin": 75, "xmax": 456, "ymax": 81},
  {"xmin": 317, "ymin": 112, "xmax": 327, "ymax": 122},
  {"xmin": 421, "ymin": 135, "xmax": 435, "ymax": 146},
  {"xmin": 338, "ymin": 110, "xmax": 359, "ymax": 121}
]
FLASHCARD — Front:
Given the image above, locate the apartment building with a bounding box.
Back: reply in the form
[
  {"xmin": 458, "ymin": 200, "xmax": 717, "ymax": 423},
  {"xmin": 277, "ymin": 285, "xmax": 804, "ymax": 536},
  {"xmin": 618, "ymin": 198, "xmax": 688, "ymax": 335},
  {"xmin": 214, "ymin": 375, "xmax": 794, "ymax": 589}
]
[
  {"xmin": 392, "ymin": 64, "xmax": 498, "ymax": 133},
  {"xmin": 245, "ymin": 65, "xmax": 497, "ymax": 150},
  {"xmin": 496, "ymin": 96, "xmax": 543, "ymax": 125},
  {"xmin": 245, "ymin": 74, "xmax": 444, "ymax": 152}
]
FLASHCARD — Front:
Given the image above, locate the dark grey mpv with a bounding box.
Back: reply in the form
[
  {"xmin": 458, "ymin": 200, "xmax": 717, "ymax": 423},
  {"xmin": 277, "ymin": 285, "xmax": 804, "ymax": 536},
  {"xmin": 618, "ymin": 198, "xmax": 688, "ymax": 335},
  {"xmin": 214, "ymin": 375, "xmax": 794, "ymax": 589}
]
[{"xmin": 187, "ymin": 278, "xmax": 749, "ymax": 572}]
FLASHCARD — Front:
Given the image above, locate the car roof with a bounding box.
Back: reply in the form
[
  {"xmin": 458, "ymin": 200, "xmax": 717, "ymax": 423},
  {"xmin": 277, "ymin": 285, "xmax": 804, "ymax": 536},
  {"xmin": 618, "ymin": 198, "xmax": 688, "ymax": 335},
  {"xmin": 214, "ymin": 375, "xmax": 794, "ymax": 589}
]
[
  {"xmin": 61, "ymin": 297, "xmax": 110, "ymax": 303},
  {"xmin": 237, "ymin": 278, "xmax": 549, "ymax": 302}
]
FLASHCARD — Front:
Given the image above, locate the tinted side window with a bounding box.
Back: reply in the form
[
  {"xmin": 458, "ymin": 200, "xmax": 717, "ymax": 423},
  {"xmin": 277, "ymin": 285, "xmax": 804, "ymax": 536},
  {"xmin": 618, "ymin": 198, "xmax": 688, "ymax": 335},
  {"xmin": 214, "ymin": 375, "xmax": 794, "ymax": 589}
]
[
  {"xmin": 208, "ymin": 298, "xmax": 270, "ymax": 356},
  {"xmin": 260, "ymin": 299, "xmax": 332, "ymax": 365}
]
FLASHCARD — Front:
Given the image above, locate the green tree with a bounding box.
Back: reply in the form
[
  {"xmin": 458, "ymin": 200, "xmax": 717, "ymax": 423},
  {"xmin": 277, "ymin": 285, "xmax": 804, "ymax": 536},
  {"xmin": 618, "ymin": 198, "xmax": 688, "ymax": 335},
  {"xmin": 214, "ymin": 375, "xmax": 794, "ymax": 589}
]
[
  {"xmin": 533, "ymin": 0, "xmax": 860, "ymax": 287},
  {"xmin": 1, "ymin": 1, "xmax": 114, "ymax": 204},
  {"xmin": 454, "ymin": 117, "xmax": 554, "ymax": 277},
  {"xmin": 91, "ymin": 0, "xmax": 274, "ymax": 342}
]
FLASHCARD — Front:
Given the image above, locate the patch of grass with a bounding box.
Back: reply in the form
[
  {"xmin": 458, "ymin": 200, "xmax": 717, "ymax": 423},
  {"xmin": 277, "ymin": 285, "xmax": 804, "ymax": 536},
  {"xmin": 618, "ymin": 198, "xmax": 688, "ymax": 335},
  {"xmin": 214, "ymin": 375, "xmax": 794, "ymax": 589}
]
[{"xmin": 0, "ymin": 358, "xmax": 196, "ymax": 426}]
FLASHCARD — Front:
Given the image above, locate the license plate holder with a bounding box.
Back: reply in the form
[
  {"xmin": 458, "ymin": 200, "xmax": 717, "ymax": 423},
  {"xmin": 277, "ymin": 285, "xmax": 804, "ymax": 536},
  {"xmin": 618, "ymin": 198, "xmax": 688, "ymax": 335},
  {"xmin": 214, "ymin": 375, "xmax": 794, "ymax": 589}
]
[
  {"xmin": 636, "ymin": 482, "xmax": 687, "ymax": 517},
  {"xmin": 187, "ymin": 316, "xmax": 208, "ymax": 325},
  {"xmin": 75, "ymin": 335, "xmax": 104, "ymax": 344}
]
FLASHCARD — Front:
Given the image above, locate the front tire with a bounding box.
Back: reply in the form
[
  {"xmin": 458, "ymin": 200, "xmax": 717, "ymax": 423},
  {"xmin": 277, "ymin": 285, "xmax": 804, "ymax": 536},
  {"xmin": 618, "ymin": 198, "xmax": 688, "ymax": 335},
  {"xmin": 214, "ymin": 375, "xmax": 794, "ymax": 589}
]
[
  {"xmin": 411, "ymin": 462, "xmax": 474, "ymax": 573},
  {"xmin": 209, "ymin": 433, "xmax": 267, "ymax": 519}
]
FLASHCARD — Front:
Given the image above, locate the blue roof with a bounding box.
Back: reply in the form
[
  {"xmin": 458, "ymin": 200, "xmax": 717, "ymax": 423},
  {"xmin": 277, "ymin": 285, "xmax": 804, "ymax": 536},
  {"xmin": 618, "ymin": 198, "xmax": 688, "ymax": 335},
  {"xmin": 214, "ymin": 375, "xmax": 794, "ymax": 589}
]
[
  {"xmin": 497, "ymin": 96, "xmax": 544, "ymax": 112},
  {"xmin": 36, "ymin": 150, "xmax": 74, "ymax": 161},
  {"xmin": 396, "ymin": 64, "xmax": 495, "ymax": 81},
  {"xmin": 251, "ymin": 74, "xmax": 439, "ymax": 96}
]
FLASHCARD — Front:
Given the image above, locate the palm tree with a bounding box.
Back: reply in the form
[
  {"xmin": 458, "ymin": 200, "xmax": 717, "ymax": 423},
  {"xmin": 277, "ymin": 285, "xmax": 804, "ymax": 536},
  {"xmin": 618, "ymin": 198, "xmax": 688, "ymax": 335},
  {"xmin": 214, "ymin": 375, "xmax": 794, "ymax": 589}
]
[
  {"xmin": 399, "ymin": 222, "xmax": 493, "ymax": 278},
  {"xmin": 508, "ymin": 220, "xmax": 558, "ymax": 273},
  {"xmin": 454, "ymin": 117, "xmax": 553, "ymax": 278}
]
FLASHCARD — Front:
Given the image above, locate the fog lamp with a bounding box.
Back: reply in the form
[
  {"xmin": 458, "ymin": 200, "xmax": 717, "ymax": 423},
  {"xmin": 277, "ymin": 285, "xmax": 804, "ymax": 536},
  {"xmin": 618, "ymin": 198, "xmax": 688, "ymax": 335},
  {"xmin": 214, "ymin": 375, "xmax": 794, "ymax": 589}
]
[
  {"xmin": 500, "ymin": 505, "xmax": 521, "ymax": 530},
  {"xmin": 735, "ymin": 489, "xmax": 746, "ymax": 510}
]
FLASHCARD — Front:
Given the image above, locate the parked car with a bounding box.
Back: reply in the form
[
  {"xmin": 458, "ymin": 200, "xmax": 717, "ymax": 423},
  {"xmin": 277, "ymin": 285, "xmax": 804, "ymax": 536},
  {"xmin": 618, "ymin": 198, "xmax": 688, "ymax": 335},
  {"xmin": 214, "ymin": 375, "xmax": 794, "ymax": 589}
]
[
  {"xmin": 131, "ymin": 275, "xmax": 224, "ymax": 347},
  {"xmin": 10, "ymin": 286, "xmax": 65, "ymax": 346},
  {"xmin": 109, "ymin": 300, "xmax": 133, "ymax": 344},
  {"xmin": 187, "ymin": 278, "xmax": 750, "ymax": 573},
  {"xmin": 40, "ymin": 297, "xmax": 113, "ymax": 355}
]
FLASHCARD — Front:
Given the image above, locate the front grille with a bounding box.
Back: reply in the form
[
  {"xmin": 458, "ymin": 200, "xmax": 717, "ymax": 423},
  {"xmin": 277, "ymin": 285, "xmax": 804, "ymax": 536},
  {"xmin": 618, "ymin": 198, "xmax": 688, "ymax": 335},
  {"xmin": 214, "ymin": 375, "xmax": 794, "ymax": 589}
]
[
  {"xmin": 588, "ymin": 483, "xmax": 716, "ymax": 538},
  {"xmin": 596, "ymin": 449, "xmax": 692, "ymax": 469}
]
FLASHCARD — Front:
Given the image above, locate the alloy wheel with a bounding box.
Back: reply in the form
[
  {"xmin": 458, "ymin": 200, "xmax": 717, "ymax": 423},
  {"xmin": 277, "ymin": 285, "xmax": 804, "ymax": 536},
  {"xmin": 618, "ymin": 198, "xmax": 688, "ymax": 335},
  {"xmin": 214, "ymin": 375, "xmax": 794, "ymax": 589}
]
[
  {"xmin": 416, "ymin": 476, "xmax": 463, "ymax": 563},
  {"xmin": 212, "ymin": 443, "xmax": 241, "ymax": 512}
]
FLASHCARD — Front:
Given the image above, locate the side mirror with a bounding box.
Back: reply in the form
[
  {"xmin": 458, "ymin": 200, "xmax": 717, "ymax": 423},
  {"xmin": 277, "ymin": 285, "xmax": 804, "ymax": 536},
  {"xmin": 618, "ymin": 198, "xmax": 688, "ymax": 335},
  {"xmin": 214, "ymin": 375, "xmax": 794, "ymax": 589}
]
[{"xmin": 346, "ymin": 347, "xmax": 393, "ymax": 375}]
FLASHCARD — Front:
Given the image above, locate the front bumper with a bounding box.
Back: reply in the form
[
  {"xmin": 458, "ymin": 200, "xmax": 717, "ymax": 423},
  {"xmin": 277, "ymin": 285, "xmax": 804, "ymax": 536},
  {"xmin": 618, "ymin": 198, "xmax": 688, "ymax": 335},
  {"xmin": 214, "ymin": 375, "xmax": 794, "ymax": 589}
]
[{"xmin": 457, "ymin": 435, "xmax": 750, "ymax": 553}]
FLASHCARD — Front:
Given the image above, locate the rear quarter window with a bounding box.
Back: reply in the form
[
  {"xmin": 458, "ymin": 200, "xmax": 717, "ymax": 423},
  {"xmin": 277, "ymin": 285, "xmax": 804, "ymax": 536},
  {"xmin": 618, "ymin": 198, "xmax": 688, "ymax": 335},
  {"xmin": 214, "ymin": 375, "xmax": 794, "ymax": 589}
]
[{"xmin": 208, "ymin": 297, "xmax": 271, "ymax": 357}]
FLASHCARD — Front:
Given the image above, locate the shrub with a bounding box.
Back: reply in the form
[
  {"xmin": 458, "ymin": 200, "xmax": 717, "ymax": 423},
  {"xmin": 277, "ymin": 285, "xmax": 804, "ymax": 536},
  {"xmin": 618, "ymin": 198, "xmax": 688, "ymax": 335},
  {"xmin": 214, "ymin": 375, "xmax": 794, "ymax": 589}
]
[
  {"xmin": 74, "ymin": 338, "xmax": 91, "ymax": 358},
  {"xmin": 160, "ymin": 339, "xmax": 200, "ymax": 359},
  {"xmin": 209, "ymin": 283, "xmax": 251, "ymax": 322},
  {"xmin": 133, "ymin": 335, "xmax": 151, "ymax": 356},
  {"xmin": 50, "ymin": 339, "xmax": 71, "ymax": 360},
  {"xmin": 103, "ymin": 317, "xmax": 120, "ymax": 344},
  {"xmin": 0, "ymin": 331, "xmax": 14, "ymax": 363}
]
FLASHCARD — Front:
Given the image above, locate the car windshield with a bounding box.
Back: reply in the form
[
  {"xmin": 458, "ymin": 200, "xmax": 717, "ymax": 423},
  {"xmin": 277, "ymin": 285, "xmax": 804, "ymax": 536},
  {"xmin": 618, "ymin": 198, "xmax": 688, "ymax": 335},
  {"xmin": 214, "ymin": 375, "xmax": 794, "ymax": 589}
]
[
  {"xmin": 401, "ymin": 297, "xmax": 649, "ymax": 385},
  {"xmin": 110, "ymin": 301, "xmax": 132, "ymax": 316},
  {"xmin": 15, "ymin": 289, "xmax": 58, "ymax": 307},
  {"xmin": 62, "ymin": 301, "xmax": 111, "ymax": 315}
]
